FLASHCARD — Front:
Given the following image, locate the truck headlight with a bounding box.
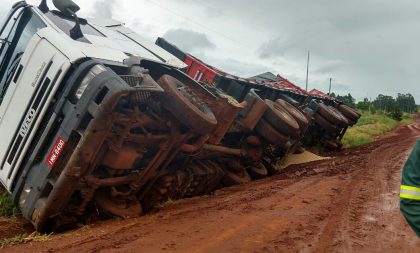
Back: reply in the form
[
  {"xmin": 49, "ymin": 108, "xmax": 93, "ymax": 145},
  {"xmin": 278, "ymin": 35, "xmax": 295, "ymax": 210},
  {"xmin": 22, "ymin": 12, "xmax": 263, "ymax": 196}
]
[
  {"xmin": 75, "ymin": 65, "xmax": 107, "ymax": 99},
  {"xmin": 19, "ymin": 184, "xmax": 31, "ymax": 209}
]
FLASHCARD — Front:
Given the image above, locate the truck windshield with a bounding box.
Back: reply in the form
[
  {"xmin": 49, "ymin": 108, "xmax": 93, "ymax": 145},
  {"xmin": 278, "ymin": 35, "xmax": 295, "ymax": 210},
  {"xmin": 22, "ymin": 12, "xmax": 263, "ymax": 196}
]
[
  {"xmin": 0, "ymin": 8, "xmax": 46, "ymax": 104},
  {"xmin": 45, "ymin": 11, "xmax": 105, "ymax": 38}
]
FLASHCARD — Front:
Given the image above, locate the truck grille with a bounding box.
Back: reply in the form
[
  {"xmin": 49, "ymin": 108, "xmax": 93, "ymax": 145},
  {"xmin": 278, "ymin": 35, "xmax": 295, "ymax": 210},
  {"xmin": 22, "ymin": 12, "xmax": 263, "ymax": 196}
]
[{"xmin": 119, "ymin": 75, "xmax": 156, "ymax": 104}]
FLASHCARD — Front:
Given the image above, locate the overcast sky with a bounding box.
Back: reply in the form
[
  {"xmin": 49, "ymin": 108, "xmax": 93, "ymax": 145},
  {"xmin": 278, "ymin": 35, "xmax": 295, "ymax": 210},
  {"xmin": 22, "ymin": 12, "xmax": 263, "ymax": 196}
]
[{"xmin": 2, "ymin": 0, "xmax": 420, "ymax": 102}]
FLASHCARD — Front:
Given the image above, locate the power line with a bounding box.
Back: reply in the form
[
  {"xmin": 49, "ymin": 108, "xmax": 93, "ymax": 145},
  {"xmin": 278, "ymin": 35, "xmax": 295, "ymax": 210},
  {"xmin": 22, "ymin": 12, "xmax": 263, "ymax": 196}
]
[
  {"xmin": 145, "ymin": 0, "xmax": 255, "ymax": 50},
  {"xmin": 305, "ymin": 51, "xmax": 310, "ymax": 91}
]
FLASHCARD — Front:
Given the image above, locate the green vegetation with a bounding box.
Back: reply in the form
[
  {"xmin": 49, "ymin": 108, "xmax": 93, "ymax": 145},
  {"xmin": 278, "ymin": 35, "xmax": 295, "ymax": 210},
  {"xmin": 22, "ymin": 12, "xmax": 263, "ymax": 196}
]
[
  {"xmin": 0, "ymin": 232, "xmax": 52, "ymax": 248},
  {"xmin": 0, "ymin": 234, "xmax": 27, "ymax": 248},
  {"xmin": 0, "ymin": 190, "xmax": 18, "ymax": 217},
  {"xmin": 342, "ymin": 112, "xmax": 414, "ymax": 148},
  {"xmin": 329, "ymin": 93, "xmax": 356, "ymax": 108},
  {"xmin": 345, "ymin": 92, "xmax": 417, "ymax": 148},
  {"xmin": 356, "ymin": 93, "xmax": 417, "ymax": 120}
]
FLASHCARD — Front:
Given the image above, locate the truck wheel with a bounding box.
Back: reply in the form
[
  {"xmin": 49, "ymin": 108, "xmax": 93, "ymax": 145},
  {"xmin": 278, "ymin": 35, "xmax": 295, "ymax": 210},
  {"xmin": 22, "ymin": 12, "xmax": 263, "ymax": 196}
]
[
  {"xmin": 222, "ymin": 167, "xmax": 251, "ymax": 186},
  {"xmin": 338, "ymin": 104, "xmax": 360, "ymax": 122},
  {"xmin": 318, "ymin": 104, "xmax": 348, "ymax": 127},
  {"xmin": 255, "ymin": 119, "xmax": 290, "ymax": 148},
  {"xmin": 314, "ymin": 113, "xmax": 337, "ymax": 132},
  {"xmin": 183, "ymin": 162, "xmax": 209, "ymax": 197},
  {"xmin": 157, "ymin": 75, "xmax": 217, "ymax": 135},
  {"xmin": 247, "ymin": 163, "xmax": 268, "ymax": 179},
  {"xmin": 95, "ymin": 188, "xmax": 142, "ymax": 218},
  {"xmin": 203, "ymin": 160, "xmax": 226, "ymax": 193},
  {"xmin": 276, "ymin": 99, "xmax": 309, "ymax": 132},
  {"xmin": 263, "ymin": 99, "xmax": 300, "ymax": 138}
]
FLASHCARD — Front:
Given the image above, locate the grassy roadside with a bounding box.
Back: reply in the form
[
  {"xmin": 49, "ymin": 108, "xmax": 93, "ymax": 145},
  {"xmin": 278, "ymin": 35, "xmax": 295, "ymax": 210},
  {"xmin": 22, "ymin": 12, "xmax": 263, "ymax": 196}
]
[
  {"xmin": 342, "ymin": 113, "xmax": 414, "ymax": 148},
  {"xmin": 0, "ymin": 190, "xmax": 18, "ymax": 217},
  {"xmin": 0, "ymin": 232, "xmax": 52, "ymax": 248}
]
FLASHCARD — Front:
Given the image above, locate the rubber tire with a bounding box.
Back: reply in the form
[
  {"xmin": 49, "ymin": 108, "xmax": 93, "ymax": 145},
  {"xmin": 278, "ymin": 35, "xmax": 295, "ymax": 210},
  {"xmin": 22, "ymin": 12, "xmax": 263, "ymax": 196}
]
[
  {"xmin": 318, "ymin": 104, "xmax": 348, "ymax": 127},
  {"xmin": 315, "ymin": 113, "xmax": 337, "ymax": 133},
  {"xmin": 276, "ymin": 99, "xmax": 309, "ymax": 131},
  {"xmin": 247, "ymin": 163, "xmax": 268, "ymax": 179},
  {"xmin": 338, "ymin": 104, "xmax": 360, "ymax": 122},
  {"xmin": 263, "ymin": 99, "xmax": 300, "ymax": 139},
  {"xmin": 95, "ymin": 188, "xmax": 142, "ymax": 218},
  {"xmin": 157, "ymin": 75, "xmax": 217, "ymax": 134},
  {"xmin": 185, "ymin": 162, "xmax": 209, "ymax": 196},
  {"xmin": 255, "ymin": 118, "xmax": 290, "ymax": 147},
  {"xmin": 222, "ymin": 167, "xmax": 251, "ymax": 186},
  {"xmin": 328, "ymin": 105, "xmax": 349, "ymax": 126},
  {"xmin": 278, "ymin": 94, "xmax": 300, "ymax": 106}
]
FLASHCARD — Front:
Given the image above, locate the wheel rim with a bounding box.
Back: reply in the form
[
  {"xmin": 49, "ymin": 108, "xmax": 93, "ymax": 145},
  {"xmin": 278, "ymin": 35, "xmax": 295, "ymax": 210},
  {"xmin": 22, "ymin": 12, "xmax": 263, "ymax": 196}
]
[
  {"xmin": 157, "ymin": 75, "xmax": 217, "ymax": 134},
  {"xmin": 263, "ymin": 99, "xmax": 300, "ymax": 138}
]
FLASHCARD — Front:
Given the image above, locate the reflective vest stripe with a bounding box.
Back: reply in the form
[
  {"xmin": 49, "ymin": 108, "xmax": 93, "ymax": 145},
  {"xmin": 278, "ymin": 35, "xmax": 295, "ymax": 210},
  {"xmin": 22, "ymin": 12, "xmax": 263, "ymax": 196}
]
[
  {"xmin": 401, "ymin": 185, "xmax": 420, "ymax": 192},
  {"xmin": 400, "ymin": 193, "xmax": 420, "ymax": 200},
  {"xmin": 400, "ymin": 185, "xmax": 420, "ymax": 200}
]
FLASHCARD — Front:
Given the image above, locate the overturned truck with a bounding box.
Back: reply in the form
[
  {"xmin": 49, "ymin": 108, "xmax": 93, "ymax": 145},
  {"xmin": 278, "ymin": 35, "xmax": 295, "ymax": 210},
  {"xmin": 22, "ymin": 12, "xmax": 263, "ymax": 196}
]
[
  {"xmin": 0, "ymin": 0, "xmax": 360, "ymax": 232},
  {"xmin": 156, "ymin": 38, "xmax": 361, "ymax": 151}
]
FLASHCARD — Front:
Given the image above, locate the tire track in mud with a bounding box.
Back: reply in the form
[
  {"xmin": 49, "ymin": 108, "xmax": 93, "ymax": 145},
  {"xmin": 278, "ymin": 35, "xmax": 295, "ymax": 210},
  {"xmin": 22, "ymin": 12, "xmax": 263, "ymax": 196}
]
[{"xmin": 313, "ymin": 123, "xmax": 420, "ymax": 252}]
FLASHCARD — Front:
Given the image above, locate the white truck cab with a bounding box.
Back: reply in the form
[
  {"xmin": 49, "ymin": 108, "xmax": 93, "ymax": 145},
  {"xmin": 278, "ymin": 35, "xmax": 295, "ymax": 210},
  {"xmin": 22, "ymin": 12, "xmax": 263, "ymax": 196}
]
[
  {"xmin": 0, "ymin": 0, "xmax": 206, "ymax": 232},
  {"xmin": 0, "ymin": 1, "xmax": 185, "ymax": 189}
]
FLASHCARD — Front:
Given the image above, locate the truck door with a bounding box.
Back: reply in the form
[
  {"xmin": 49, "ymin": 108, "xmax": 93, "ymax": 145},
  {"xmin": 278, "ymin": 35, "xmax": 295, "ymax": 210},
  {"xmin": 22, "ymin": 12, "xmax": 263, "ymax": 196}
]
[{"xmin": 0, "ymin": 6, "xmax": 46, "ymax": 189}]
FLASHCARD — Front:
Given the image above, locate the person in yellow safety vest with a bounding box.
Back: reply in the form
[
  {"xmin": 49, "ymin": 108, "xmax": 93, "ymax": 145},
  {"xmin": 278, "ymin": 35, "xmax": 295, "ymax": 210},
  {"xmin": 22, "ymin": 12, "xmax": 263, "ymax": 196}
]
[{"xmin": 400, "ymin": 139, "xmax": 420, "ymax": 237}]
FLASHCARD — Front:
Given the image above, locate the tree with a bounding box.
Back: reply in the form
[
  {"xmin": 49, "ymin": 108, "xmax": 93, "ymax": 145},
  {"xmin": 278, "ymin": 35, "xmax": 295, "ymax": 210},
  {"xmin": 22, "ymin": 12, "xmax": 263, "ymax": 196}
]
[
  {"xmin": 336, "ymin": 93, "xmax": 356, "ymax": 108},
  {"xmin": 373, "ymin": 94, "xmax": 396, "ymax": 112},
  {"xmin": 356, "ymin": 98, "xmax": 370, "ymax": 111},
  {"xmin": 396, "ymin": 93, "xmax": 416, "ymax": 113}
]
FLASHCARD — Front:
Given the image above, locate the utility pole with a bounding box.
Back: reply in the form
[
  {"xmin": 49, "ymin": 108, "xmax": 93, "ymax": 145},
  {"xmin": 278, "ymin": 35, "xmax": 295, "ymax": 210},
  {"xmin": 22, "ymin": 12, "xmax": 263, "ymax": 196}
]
[
  {"xmin": 328, "ymin": 78, "xmax": 332, "ymax": 95},
  {"xmin": 305, "ymin": 51, "xmax": 310, "ymax": 91}
]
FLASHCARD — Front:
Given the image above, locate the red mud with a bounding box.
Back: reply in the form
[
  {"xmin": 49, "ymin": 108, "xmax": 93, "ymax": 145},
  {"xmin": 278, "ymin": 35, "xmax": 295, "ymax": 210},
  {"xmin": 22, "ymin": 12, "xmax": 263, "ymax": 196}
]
[{"xmin": 3, "ymin": 117, "xmax": 420, "ymax": 252}]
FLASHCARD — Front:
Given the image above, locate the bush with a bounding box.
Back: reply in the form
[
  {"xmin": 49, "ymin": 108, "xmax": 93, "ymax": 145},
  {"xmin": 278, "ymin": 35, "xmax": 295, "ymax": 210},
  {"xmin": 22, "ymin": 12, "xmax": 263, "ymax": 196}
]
[
  {"xmin": 370, "ymin": 106, "xmax": 376, "ymax": 114},
  {"xmin": 390, "ymin": 108, "xmax": 403, "ymax": 121},
  {"xmin": 0, "ymin": 190, "xmax": 18, "ymax": 216}
]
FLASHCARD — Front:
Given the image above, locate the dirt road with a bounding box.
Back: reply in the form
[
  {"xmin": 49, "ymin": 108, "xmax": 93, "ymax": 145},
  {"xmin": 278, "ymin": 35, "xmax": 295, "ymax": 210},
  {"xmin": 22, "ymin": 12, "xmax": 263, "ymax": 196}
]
[{"xmin": 3, "ymin": 119, "xmax": 420, "ymax": 252}]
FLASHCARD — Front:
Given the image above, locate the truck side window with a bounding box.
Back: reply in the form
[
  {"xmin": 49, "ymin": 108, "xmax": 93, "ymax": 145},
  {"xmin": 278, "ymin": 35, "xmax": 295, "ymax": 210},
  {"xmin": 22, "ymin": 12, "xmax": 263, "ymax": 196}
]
[
  {"xmin": 0, "ymin": 9, "xmax": 23, "ymax": 60},
  {"xmin": 0, "ymin": 8, "xmax": 46, "ymax": 105}
]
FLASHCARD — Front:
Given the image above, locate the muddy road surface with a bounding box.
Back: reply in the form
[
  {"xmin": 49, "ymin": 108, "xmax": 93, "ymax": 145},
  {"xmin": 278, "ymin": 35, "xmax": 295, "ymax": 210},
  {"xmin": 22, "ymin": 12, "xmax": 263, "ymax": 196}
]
[{"xmin": 3, "ymin": 119, "xmax": 420, "ymax": 253}]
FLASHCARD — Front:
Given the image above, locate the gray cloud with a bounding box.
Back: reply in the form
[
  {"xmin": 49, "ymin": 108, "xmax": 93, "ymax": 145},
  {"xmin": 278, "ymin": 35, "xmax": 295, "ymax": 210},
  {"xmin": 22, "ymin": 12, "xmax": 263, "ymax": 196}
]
[
  {"xmin": 2, "ymin": 0, "xmax": 419, "ymax": 102},
  {"xmin": 313, "ymin": 62, "xmax": 344, "ymax": 74},
  {"xmin": 163, "ymin": 29, "xmax": 216, "ymax": 54},
  {"xmin": 207, "ymin": 57, "xmax": 274, "ymax": 78},
  {"xmin": 258, "ymin": 37, "xmax": 287, "ymax": 59},
  {"xmin": 171, "ymin": 0, "xmax": 420, "ymax": 101},
  {"xmin": 91, "ymin": 0, "xmax": 116, "ymax": 19}
]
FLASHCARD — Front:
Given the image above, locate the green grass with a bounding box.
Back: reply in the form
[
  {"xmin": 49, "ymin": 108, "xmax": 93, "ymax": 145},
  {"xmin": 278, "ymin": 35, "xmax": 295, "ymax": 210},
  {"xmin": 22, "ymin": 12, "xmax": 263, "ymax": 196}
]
[
  {"xmin": 0, "ymin": 190, "xmax": 18, "ymax": 217},
  {"xmin": 0, "ymin": 232, "xmax": 52, "ymax": 248},
  {"xmin": 401, "ymin": 113, "xmax": 414, "ymax": 125},
  {"xmin": 342, "ymin": 112, "xmax": 414, "ymax": 148},
  {"xmin": 0, "ymin": 234, "xmax": 27, "ymax": 248}
]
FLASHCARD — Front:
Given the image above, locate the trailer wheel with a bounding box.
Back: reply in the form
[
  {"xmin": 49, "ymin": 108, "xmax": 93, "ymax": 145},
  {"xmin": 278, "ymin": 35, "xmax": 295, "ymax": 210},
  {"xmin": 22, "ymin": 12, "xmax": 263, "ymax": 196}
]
[
  {"xmin": 276, "ymin": 99, "xmax": 309, "ymax": 132},
  {"xmin": 247, "ymin": 163, "xmax": 268, "ymax": 179},
  {"xmin": 338, "ymin": 104, "xmax": 360, "ymax": 122},
  {"xmin": 157, "ymin": 75, "xmax": 217, "ymax": 134},
  {"xmin": 318, "ymin": 104, "xmax": 348, "ymax": 127},
  {"xmin": 255, "ymin": 119, "xmax": 290, "ymax": 148},
  {"xmin": 314, "ymin": 113, "xmax": 337, "ymax": 132},
  {"xmin": 329, "ymin": 105, "xmax": 349, "ymax": 126},
  {"xmin": 263, "ymin": 99, "xmax": 300, "ymax": 138}
]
